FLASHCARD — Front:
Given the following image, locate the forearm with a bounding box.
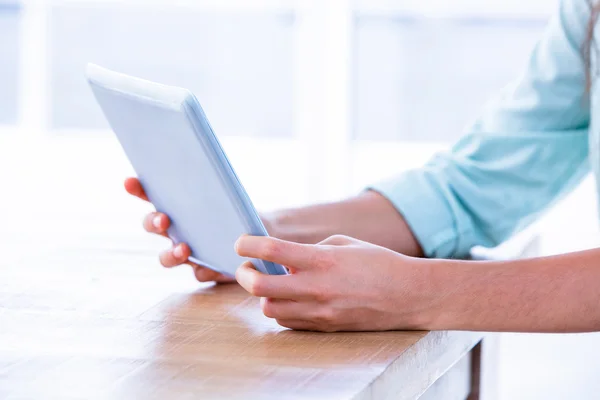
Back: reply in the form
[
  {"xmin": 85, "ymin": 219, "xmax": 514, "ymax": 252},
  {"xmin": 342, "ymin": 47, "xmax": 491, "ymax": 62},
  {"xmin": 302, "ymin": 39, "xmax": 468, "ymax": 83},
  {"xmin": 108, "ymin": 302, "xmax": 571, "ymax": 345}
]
[
  {"xmin": 265, "ymin": 191, "xmax": 423, "ymax": 257},
  {"xmin": 425, "ymin": 248, "xmax": 600, "ymax": 333}
]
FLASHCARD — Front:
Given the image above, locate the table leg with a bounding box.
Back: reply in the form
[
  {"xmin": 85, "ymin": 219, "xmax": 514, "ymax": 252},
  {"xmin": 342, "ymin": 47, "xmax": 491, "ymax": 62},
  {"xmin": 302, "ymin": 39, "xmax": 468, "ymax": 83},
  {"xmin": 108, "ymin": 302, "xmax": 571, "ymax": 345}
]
[{"xmin": 467, "ymin": 341, "xmax": 483, "ymax": 400}]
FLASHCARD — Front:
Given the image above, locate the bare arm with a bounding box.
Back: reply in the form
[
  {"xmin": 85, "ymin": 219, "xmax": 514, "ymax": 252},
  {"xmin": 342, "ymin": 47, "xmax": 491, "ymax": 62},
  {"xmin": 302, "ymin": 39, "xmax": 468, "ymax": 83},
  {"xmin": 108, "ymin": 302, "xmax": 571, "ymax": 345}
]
[
  {"xmin": 266, "ymin": 191, "xmax": 424, "ymax": 257},
  {"xmin": 429, "ymin": 248, "xmax": 600, "ymax": 333},
  {"xmin": 234, "ymin": 234, "xmax": 600, "ymax": 333},
  {"xmin": 125, "ymin": 178, "xmax": 423, "ymax": 284}
]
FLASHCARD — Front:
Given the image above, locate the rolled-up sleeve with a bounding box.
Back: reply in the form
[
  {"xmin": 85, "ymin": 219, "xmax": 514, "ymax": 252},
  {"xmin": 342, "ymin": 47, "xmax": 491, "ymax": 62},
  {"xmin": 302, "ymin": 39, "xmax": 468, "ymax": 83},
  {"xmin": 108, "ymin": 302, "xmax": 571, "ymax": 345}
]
[{"xmin": 369, "ymin": 0, "xmax": 592, "ymax": 259}]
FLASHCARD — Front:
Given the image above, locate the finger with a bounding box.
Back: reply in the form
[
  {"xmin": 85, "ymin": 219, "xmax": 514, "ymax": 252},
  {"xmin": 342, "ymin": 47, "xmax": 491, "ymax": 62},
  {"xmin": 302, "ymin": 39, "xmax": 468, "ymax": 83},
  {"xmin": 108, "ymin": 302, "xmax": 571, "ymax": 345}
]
[
  {"xmin": 213, "ymin": 274, "xmax": 237, "ymax": 284},
  {"xmin": 194, "ymin": 265, "xmax": 231, "ymax": 283},
  {"xmin": 143, "ymin": 212, "xmax": 170, "ymax": 236},
  {"xmin": 235, "ymin": 261, "xmax": 310, "ymax": 299},
  {"xmin": 261, "ymin": 297, "xmax": 321, "ymax": 321},
  {"xmin": 235, "ymin": 235, "xmax": 318, "ymax": 270},
  {"xmin": 124, "ymin": 177, "xmax": 149, "ymax": 201},
  {"xmin": 275, "ymin": 319, "xmax": 320, "ymax": 331},
  {"xmin": 159, "ymin": 243, "xmax": 191, "ymax": 268}
]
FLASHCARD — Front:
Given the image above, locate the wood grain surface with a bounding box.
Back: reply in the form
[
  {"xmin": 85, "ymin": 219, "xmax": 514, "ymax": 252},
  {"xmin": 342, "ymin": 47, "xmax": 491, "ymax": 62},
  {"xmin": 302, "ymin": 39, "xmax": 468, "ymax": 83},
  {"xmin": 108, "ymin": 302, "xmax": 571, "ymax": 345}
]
[{"xmin": 0, "ymin": 242, "xmax": 483, "ymax": 399}]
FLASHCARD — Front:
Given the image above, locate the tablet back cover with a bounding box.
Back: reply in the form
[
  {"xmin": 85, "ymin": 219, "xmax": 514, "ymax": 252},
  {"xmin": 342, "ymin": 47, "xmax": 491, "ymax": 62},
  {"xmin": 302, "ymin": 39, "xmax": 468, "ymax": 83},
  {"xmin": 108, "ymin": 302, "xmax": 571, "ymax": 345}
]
[{"xmin": 86, "ymin": 64, "xmax": 286, "ymax": 276}]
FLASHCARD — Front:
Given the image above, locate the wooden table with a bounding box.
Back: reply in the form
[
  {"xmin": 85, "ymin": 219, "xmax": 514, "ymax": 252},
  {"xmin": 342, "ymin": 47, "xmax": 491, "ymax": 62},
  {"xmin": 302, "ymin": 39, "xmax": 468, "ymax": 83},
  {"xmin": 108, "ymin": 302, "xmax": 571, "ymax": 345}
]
[{"xmin": 0, "ymin": 243, "xmax": 484, "ymax": 399}]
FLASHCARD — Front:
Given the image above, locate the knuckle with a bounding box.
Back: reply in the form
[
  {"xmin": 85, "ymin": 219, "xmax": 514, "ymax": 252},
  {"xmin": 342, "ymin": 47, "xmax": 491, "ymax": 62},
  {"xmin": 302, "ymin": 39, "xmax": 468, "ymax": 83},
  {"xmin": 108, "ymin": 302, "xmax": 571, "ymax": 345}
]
[
  {"xmin": 143, "ymin": 215, "xmax": 153, "ymax": 231},
  {"xmin": 313, "ymin": 248, "xmax": 337, "ymax": 270},
  {"xmin": 235, "ymin": 265, "xmax": 246, "ymax": 281},
  {"xmin": 248, "ymin": 276, "xmax": 266, "ymax": 296},
  {"xmin": 194, "ymin": 267, "xmax": 214, "ymax": 282},
  {"xmin": 317, "ymin": 291, "xmax": 332, "ymax": 304},
  {"xmin": 259, "ymin": 240, "xmax": 280, "ymax": 260},
  {"xmin": 261, "ymin": 298, "xmax": 277, "ymax": 319},
  {"xmin": 305, "ymin": 285, "xmax": 326, "ymax": 302},
  {"xmin": 329, "ymin": 234, "xmax": 347, "ymax": 242},
  {"xmin": 314, "ymin": 308, "xmax": 336, "ymax": 325},
  {"xmin": 326, "ymin": 234, "xmax": 350, "ymax": 245},
  {"xmin": 158, "ymin": 253, "xmax": 171, "ymax": 268}
]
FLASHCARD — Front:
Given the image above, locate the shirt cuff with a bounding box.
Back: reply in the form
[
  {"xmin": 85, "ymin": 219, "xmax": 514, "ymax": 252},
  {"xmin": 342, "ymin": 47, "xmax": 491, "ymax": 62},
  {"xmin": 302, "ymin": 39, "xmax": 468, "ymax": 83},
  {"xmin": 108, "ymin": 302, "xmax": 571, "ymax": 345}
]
[{"xmin": 367, "ymin": 169, "xmax": 465, "ymax": 259}]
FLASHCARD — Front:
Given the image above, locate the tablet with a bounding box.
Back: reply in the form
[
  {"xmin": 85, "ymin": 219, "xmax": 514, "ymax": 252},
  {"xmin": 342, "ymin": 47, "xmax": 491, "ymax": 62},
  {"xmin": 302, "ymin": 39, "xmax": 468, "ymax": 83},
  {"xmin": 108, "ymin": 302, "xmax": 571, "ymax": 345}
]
[{"xmin": 86, "ymin": 63, "xmax": 288, "ymax": 277}]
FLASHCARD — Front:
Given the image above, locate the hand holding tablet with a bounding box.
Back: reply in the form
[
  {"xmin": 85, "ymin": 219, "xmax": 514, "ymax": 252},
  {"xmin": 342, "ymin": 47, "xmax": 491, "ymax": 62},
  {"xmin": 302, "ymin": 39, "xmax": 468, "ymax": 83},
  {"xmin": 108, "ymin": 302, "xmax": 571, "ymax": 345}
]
[
  {"xmin": 86, "ymin": 64, "xmax": 288, "ymax": 277},
  {"xmin": 124, "ymin": 177, "xmax": 235, "ymax": 283}
]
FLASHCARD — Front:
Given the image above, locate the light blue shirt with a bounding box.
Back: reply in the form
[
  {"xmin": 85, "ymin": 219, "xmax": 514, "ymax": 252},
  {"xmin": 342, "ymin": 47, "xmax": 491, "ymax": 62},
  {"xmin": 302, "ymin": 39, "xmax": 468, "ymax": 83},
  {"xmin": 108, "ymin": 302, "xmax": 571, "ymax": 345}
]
[{"xmin": 369, "ymin": 0, "xmax": 595, "ymax": 258}]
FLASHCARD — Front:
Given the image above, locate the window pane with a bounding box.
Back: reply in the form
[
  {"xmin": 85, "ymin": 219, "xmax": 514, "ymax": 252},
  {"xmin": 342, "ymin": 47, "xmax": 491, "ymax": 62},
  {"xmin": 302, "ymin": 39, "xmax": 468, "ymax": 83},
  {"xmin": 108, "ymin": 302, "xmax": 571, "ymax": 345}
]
[
  {"xmin": 0, "ymin": 1, "xmax": 20, "ymax": 126},
  {"xmin": 352, "ymin": 16, "xmax": 545, "ymax": 142},
  {"xmin": 48, "ymin": 4, "xmax": 295, "ymax": 137}
]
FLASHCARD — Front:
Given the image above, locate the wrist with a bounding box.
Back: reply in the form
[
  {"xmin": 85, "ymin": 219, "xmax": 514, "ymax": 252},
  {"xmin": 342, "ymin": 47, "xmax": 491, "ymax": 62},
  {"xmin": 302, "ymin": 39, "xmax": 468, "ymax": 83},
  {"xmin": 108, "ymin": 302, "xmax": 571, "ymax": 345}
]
[
  {"xmin": 404, "ymin": 258, "xmax": 485, "ymax": 331},
  {"xmin": 262, "ymin": 209, "xmax": 329, "ymax": 244},
  {"xmin": 420, "ymin": 258, "xmax": 520, "ymax": 331},
  {"xmin": 261, "ymin": 210, "xmax": 305, "ymax": 243},
  {"xmin": 383, "ymin": 256, "xmax": 447, "ymax": 330}
]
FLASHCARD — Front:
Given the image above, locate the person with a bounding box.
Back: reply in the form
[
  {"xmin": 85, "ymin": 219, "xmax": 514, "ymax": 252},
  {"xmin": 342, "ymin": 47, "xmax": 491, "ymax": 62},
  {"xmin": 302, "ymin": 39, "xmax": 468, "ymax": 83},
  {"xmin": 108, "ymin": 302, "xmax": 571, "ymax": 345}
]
[{"xmin": 124, "ymin": 0, "xmax": 600, "ymax": 333}]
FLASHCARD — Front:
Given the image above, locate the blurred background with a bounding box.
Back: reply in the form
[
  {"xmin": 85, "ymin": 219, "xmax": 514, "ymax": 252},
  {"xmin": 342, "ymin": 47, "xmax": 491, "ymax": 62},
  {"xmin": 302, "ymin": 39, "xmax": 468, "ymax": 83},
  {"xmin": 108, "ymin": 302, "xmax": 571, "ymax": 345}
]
[{"xmin": 2, "ymin": 0, "xmax": 600, "ymax": 398}]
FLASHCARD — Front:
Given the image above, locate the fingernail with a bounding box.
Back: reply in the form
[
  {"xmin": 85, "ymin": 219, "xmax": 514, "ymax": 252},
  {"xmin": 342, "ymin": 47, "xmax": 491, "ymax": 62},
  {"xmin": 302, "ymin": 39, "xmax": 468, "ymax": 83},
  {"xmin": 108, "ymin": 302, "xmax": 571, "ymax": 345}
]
[
  {"xmin": 153, "ymin": 215, "xmax": 162, "ymax": 229},
  {"xmin": 173, "ymin": 244, "xmax": 184, "ymax": 259},
  {"xmin": 234, "ymin": 235, "xmax": 246, "ymax": 253}
]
